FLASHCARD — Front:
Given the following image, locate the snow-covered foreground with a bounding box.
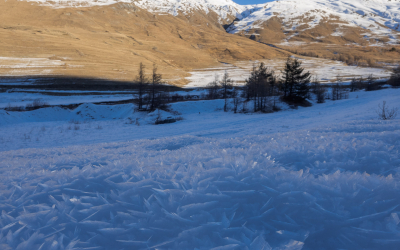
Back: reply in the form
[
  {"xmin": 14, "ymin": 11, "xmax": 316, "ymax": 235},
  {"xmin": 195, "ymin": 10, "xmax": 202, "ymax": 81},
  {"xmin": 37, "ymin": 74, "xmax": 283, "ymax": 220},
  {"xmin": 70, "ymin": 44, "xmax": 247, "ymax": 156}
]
[{"xmin": 0, "ymin": 88, "xmax": 400, "ymax": 249}]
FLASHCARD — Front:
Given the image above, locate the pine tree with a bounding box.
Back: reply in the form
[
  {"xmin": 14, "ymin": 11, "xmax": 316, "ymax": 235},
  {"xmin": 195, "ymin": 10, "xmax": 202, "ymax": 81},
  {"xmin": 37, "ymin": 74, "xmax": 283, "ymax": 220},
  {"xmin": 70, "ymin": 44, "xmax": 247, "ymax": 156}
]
[{"xmin": 281, "ymin": 57, "xmax": 311, "ymax": 101}]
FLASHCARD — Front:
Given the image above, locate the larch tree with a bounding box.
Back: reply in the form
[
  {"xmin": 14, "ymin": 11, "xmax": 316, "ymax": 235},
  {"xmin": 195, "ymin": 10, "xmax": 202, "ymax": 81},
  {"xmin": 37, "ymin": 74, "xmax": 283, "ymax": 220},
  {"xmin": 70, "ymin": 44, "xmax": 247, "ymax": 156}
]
[
  {"xmin": 220, "ymin": 71, "xmax": 233, "ymax": 112},
  {"xmin": 206, "ymin": 75, "xmax": 220, "ymax": 100},
  {"xmin": 245, "ymin": 62, "xmax": 275, "ymax": 112},
  {"xmin": 150, "ymin": 63, "xmax": 162, "ymax": 110}
]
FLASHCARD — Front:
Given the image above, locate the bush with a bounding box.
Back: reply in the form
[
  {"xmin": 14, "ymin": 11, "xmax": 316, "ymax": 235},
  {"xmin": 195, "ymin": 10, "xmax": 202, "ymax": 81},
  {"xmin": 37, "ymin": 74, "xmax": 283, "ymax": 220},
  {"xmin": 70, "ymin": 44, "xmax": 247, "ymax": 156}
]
[
  {"xmin": 365, "ymin": 75, "xmax": 381, "ymax": 91},
  {"xmin": 155, "ymin": 117, "xmax": 178, "ymax": 125},
  {"xmin": 69, "ymin": 119, "xmax": 81, "ymax": 124},
  {"xmin": 350, "ymin": 77, "xmax": 363, "ymax": 92},
  {"xmin": 5, "ymin": 103, "xmax": 24, "ymax": 111},
  {"xmin": 26, "ymin": 98, "xmax": 49, "ymax": 109},
  {"xmin": 376, "ymin": 101, "xmax": 398, "ymax": 120}
]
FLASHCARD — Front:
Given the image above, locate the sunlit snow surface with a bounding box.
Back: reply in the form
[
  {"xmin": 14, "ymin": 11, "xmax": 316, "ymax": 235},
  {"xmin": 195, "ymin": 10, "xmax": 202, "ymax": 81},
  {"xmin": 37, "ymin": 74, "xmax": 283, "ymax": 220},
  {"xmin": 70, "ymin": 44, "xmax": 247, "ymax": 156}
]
[
  {"xmin": 0, "ymin": 89, "xmax": 400, "ymax": 249},
  {"xmin": 185, "ymin": 58, "xmax": 391, "ymax": 87}
]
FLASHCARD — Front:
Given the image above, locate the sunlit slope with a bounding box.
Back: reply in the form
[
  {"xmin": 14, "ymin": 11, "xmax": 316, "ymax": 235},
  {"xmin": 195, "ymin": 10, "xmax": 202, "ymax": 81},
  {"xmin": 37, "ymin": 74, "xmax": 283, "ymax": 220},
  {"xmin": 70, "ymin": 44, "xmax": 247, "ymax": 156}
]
[{"xmin": 0, "ymin": 0, "xmax": 286, "ymax": 85}]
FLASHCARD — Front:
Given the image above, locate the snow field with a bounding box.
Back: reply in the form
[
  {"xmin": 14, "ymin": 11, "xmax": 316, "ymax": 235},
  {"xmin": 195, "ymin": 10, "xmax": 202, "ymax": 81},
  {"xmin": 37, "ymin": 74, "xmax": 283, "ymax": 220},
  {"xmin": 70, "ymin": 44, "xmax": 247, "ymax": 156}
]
[
  {"xmin": 0, "ymin": 57, "xmax": 75, "ymax": 77},
  {"xmin": 0, "ymin": 120, "xmax": 400, "ymax": 249},
  {"xmin": 0, "ymin": 91, "xmax": 135, "ymax": 109},
  {"xmin": 0, "ymin": 57, "xmax": 65, "ymax": 69},
  {"xmin": 185, "ymin": 58, "xmax": 391, "ymax": 88},
  {"xmin": 0, "ymin": 88, "xmax": 399, "ymax": 151},
  {"xmin": 0, "ymin": 88, "xmax": 399, "ymax": 249}
]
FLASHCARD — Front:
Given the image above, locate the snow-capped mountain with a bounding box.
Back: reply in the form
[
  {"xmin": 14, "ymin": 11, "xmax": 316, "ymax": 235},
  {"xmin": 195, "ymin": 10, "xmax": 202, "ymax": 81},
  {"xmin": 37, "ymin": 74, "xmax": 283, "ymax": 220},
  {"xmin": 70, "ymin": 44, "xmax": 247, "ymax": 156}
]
[
  {"xmin": 227, "ymin": 0, "xmax": 400, "ymax": 45},
  {"xmin": 24, "ymin": 0, "xmax": 400, "ymax": 45},
  {"xmin": 24, "ymin": 0, "xmax": 251, "ymax": 23},
  {"xmin": 134, "ymin": 0, "xmax": 248, "ymax": 22}
]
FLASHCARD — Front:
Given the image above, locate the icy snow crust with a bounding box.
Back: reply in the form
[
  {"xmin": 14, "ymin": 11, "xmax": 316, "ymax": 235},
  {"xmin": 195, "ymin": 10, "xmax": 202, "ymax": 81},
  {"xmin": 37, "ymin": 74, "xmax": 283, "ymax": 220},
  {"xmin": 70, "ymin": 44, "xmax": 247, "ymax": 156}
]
[
  {"xmin": 228, "ymin": 0, "xmax": 400, "ymax": 42},
  {"xmin": 1, "ymin": 89, "xmax": 400, "ymax": 249}
]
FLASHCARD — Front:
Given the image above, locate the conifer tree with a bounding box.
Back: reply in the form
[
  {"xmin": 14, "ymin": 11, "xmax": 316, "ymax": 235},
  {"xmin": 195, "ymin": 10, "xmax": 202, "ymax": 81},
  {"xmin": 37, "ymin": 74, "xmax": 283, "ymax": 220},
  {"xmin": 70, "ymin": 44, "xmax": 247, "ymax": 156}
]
[{"xmin": 281, "ymin": 57, "xmax": 311, "ymax": 101}]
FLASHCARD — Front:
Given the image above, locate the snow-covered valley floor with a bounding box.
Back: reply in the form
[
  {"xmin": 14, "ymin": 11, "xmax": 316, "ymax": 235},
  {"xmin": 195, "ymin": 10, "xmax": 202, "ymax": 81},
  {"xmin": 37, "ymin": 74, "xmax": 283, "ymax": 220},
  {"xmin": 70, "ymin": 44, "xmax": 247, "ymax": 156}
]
[
  {"xmin": 186, "ymin": 58, "xmax": 392, "ymax": 87},
  {"xmin": 0, "ymin": 88, "xmax": 400, "ymax": 249}
]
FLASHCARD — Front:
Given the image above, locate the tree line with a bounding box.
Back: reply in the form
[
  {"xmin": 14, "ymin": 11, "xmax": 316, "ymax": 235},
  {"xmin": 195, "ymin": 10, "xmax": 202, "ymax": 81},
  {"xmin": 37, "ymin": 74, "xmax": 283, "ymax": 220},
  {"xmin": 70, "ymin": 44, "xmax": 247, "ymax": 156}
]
[
  {"xmin": 205, "ymin": 57, "xmax": 400, "ymax": 113},
  {"xmin": 207, "ymin": 56, "xmax": 314, "ymax": 113},
  {"xmin": 133, "ymin": 59, "xmax": 399, "ymax": 114},
  {"xmin": 136, "ymin": 62, "xmax": 166, "ymax": 111}
]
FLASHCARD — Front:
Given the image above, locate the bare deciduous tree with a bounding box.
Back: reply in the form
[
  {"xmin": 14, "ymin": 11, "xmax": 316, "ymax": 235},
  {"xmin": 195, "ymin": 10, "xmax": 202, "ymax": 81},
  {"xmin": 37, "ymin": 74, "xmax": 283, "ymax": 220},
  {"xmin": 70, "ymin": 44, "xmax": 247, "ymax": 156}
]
[
  {"xmin": 232, "ymin": 87, "xmax": 241, "ymax": 113},
  {"xmin": 137, "ymin": 62, "xmax": 147, "ymax": 110},
  {"xmin": 150, "ymin": 63, "xmax": 162, "ymax": 110},
  {"xmin": 207, "ymin": 75, "xmax": 220, "ymax": 100},
  {"xmin": 365, "ymin": 74, "xmax": 378, "ymax": 91},
  {"xmin": 220, "ymin": 71, "xmax": 233, "ymax": 112},
  {"xmin": 331, "ymin": 76, "xmax": 348, "ymax": 100},
  {"xmin": 312, "ymin": 78, "xmax": 326, "ymax": 103},
  {"xmin": 350, "ymin": 77, "xmax": 363, "ymax": 92},
  {"xmin": 245, "ymin": 62, "xmax": 275, "ymax": 112}
]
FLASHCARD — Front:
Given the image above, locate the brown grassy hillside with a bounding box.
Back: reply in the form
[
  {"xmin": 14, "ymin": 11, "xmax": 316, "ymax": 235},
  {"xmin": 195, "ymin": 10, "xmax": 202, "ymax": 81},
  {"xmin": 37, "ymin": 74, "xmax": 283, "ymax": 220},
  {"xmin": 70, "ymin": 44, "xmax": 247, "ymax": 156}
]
[{"xmin": 0, "ymin": 0, "xmax": 288, "ymax": 85}]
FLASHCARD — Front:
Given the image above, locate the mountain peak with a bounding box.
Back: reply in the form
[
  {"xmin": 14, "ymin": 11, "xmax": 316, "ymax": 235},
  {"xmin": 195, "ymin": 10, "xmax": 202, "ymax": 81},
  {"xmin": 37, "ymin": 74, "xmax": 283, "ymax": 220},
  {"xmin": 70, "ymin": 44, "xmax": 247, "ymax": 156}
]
[{"xmin": 228, "ymin": 0, "xmax": 400, "ymax": 45}]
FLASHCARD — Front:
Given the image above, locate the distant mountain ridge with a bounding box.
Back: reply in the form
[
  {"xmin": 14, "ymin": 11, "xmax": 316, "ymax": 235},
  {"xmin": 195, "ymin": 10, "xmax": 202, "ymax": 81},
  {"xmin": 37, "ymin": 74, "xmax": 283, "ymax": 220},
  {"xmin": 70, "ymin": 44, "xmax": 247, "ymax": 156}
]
[
  {"xmin": 23, "ymin": 0, "xmax": 251, "ymax": 24},
  {"xmin": 24, "ymin": 0, "xmax": 400, "ymax": 45},
  {"xmin": 227, "ymin": 0, "xmax": 400, "ymax": 45}
]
